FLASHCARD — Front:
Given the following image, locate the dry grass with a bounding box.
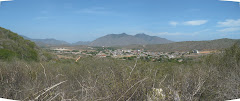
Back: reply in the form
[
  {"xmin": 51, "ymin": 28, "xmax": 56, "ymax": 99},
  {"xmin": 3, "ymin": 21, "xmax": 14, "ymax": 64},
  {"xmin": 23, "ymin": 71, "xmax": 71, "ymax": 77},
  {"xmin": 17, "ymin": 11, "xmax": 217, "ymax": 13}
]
[{"xmin": 0, "ymin": 45, "xmax": 240, "ymax": 101}]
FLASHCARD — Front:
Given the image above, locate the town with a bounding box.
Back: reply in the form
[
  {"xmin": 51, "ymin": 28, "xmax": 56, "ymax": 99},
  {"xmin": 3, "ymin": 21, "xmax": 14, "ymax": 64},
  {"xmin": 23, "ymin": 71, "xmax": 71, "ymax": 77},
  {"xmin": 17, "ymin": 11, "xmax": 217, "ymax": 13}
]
[{"xmin": 48, "ymin": 46, "xmax": 218, "ymax": 62}]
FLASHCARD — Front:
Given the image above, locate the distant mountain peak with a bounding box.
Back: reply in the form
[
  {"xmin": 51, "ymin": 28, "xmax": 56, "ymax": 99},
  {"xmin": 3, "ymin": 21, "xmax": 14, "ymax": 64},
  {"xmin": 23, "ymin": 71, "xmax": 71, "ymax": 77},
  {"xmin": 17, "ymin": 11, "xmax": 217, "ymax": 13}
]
[
  {"xmin": 90, "ymin": 33, "xmax": 173, "ymax": 46},
  {"xmin": 106, "ymin": 33, "xmax": 131, "ymax": 38},
  {"xmin": 135, "ymin": 33, "xmax": 148, "ymax": 36},
  {"xmin": 120, "ymin": 33, "xmax": 127, "ymax": 35}
]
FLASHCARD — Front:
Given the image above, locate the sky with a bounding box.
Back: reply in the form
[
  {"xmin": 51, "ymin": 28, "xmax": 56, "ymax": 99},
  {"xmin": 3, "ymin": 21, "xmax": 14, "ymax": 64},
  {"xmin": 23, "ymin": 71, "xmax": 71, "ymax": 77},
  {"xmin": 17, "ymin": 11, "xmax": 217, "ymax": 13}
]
[{"xmin": 0, "ymin": 0, "xmax": 240, "ymax": 43}]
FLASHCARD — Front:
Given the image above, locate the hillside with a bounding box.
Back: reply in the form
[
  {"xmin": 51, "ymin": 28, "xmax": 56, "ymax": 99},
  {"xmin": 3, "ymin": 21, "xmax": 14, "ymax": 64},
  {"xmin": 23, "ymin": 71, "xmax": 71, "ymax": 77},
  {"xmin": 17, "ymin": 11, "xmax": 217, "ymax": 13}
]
[
  {"xmin": 90, "ymin": 33, "xmax": 173, "ymax": 46},
  {"xmin": 0, "ymin": 27, "xmax": 52, "ymax": 61},
  {"xmin": 122, "ymin": 38, "xmax": 240, "ymax": 52}
]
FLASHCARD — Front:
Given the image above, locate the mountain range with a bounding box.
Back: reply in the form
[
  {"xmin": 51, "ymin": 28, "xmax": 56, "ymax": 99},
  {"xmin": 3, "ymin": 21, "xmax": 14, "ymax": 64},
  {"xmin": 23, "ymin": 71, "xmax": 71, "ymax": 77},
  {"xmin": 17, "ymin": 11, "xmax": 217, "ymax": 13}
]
[
  {"xmin": 22, "ymin": 33, "xmax": 173, "ymax": 47},
  {"xmin": 21, "ymin": 33, "xmax": 240, "ymax": 51},
  {"xmin": 21, "ymin": 36, "xmax": 70, "ymax": 47},
  {"xmin": 90, "ymin": 33, "xmax": 173, "ymax": 46}
]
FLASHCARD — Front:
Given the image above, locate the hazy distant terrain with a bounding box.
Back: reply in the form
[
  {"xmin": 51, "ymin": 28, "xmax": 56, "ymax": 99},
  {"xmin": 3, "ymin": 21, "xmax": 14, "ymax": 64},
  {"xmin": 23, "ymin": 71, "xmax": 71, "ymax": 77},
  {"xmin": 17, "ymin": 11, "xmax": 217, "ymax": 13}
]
[
  {"xmin": 90, "ymin": 33, "xmax": 173, "ymax": 46},
  {"xmin": 21, "ymin": 36, "xmax": 91, "ymax": 46},
  {"xmin": 21, "ymin": 35, "xmax": 70, "ymax": 46}
]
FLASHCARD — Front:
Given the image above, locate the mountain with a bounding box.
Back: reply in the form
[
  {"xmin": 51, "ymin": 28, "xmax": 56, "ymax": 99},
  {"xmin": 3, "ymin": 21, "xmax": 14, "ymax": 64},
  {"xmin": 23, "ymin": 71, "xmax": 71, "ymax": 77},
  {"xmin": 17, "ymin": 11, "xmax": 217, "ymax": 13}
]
[
  {"xmin": 21, "ymin": 35, "xmax": 70, "ymax": 47},
  {"xmin": 32, "ymin": 39, "xmax": 70, "ymax": 46},
  {"xmin": 21, "ymin": 33, "xmax": 172, "ymax": 47},
  {"xmin": 90, "ymin": 33, "xmax": 173, "ymax": 46},
  {"xmin": 134, "ymin": 33, "xmax": 174, "ymax": 44},
  {"xmin": 22, "ymin": 35, "xmax": 90, "ymax": 46},
  {"xmin": 122, "ymin": 38, "xmax": 240, "ymax": 52}
]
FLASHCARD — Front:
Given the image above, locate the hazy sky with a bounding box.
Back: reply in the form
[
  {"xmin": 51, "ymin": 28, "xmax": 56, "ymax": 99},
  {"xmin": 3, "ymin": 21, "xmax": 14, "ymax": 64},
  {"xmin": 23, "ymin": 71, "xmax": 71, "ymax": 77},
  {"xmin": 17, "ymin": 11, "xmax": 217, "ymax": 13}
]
[{"xmin": 0, "ymin": 0, "xmax": 240, "ymax": 43}]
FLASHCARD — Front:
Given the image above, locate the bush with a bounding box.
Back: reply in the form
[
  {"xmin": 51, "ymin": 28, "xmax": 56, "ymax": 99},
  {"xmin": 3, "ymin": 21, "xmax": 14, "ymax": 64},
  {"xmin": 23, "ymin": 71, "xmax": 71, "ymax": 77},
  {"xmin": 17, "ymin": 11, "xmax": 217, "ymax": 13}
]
[
  {"xmin": 0, "ymin": 49, "xmax": 16, "ymax": 60},
  {"xmin": 0, "ymin": 27, "xmax": 53, "ymax": 61}
]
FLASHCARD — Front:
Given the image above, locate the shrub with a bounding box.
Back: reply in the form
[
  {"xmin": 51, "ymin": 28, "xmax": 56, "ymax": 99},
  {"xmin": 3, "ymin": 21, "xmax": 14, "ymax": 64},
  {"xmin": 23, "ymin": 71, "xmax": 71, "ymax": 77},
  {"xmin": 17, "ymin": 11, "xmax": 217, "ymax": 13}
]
[{"xmin": 0, "ymin": 49, "xmax": 16, "ymax": 60}]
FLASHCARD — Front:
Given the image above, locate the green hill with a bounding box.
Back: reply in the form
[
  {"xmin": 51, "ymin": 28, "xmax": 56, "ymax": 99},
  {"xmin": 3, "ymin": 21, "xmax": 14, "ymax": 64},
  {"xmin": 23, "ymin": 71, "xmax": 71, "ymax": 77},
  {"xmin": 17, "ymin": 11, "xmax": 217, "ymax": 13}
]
[{"xmin": 0, "ymin": 27, "xmax": 50, "ymax": 61}]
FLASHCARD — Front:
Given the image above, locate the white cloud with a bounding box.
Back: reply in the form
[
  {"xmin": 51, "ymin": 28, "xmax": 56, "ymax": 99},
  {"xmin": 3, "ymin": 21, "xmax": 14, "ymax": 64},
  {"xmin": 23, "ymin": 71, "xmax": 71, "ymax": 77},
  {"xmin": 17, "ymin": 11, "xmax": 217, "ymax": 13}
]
[
  {"xmin": 169, "ymin": 20, "xmax": 208, "ymax": 26},
  {"xmin": 217, "ymin": 19, "xmax": 240, "ymax": 33},
  {"xmin": 169, "ymin": 21, "xmax": 178, "ymax": 26},
  {"xmin": 217, "ymin": 19, "xmax": 240, "ymax": 27},
  {"xmin": 217, "ymin": 27, "xmax": 240, "ymax": 32},
  {"xmin": 183, "ymin": 20, "xmax": 208, "ymax": 26},
  {"xmin": 154, "ymin": 29, "xmax": 211, "ymax": 36}
]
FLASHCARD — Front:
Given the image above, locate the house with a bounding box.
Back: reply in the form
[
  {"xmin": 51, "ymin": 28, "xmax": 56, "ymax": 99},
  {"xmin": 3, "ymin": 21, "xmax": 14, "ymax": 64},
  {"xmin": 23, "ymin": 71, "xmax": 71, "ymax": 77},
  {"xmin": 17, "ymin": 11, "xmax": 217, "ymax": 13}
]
[
  {"xmin": 96, "ymin": 53, "xmax": 107, "ymax": 57},
  {"xmin": 52, "ymin": 48, "xmax": 69, "ymax": 51},
  {"xmin": 192, "ymin": 49, "xmax": 199, "ymax": 54}
]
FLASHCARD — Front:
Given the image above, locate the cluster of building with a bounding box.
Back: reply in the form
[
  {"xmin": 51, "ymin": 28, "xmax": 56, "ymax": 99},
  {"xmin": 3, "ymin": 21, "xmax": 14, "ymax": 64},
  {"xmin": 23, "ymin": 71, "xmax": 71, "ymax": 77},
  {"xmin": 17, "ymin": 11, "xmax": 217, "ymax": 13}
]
[{"xmin": 50, "ymin": 47, "xmax": 216, "ymax": 62}]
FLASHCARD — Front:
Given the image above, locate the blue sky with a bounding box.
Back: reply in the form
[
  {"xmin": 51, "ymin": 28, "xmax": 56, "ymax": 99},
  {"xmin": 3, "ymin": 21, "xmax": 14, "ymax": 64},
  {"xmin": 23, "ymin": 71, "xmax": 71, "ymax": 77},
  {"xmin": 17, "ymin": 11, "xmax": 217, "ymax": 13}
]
[{"xmin": 0, "ymin": 0, "xmax": 240, "ymax": 43}]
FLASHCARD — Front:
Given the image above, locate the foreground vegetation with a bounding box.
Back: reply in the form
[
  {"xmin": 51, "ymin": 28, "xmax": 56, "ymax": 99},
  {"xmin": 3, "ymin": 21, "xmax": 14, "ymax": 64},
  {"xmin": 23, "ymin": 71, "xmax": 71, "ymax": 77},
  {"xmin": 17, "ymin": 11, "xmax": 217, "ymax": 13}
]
[{"xmin": 0, "ymin": 44, "xmax": 240, "ymax": 101}]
